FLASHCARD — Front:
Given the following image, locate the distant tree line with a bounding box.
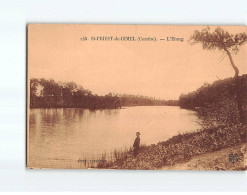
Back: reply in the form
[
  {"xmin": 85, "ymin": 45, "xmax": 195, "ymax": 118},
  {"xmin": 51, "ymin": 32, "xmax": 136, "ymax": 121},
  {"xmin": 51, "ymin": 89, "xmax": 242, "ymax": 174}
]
[
  {"xmin": 30, "ymin": 78, "xmax": 178, "ymax": 109},
  {"xmin": 179, "ymin": 74, "xmax": 247, "ymax": 125},
  {"xmin": 119, "ymin": 94, "xmax": 178, "ymax": 107}
]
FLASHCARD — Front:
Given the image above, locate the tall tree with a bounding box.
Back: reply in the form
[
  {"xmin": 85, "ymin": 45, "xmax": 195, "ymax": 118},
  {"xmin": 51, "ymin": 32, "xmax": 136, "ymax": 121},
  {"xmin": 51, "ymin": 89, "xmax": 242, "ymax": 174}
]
[{"xmin": 189, "ymin": 26, "xmax": 247, "ymax": 124}]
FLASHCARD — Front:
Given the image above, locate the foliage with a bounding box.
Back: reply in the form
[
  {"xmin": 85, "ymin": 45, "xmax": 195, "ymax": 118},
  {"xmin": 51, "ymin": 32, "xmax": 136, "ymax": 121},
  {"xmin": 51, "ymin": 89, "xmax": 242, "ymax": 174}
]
[
  {"xmin": 189, "ymin": 26, "xmax": 247, "ymax": 124},
  {"xmin": 30, "ymin": 78, "xmax": 176, "ymax": 109},
  {"xmin": 189, "ymin": 26, "xmax": 247, "ymax": 54},
  {"xmin": 179, "ymin": 74, "xmax": 247, "ymax": 125}
]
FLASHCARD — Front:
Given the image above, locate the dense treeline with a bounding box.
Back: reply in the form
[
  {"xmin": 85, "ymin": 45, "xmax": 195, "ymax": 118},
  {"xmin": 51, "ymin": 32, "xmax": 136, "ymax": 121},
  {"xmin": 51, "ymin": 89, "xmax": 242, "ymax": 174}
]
[
  {"xmin": 119, "ymin": 95, "xmax": 177, "ymax": 107},
  {"xmin": 30, "ymin": 78, "xmax": 178, "ymax": 109},
  {"xmin": 179, "ymin": 74, "xmax": 247, "ymax": 125}
]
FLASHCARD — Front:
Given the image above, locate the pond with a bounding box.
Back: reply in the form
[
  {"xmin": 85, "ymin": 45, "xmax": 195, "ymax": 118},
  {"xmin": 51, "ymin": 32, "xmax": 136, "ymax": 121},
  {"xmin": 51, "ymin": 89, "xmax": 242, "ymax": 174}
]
[{"xmin": 28, "ymin": 106, "xmax": 201, "ymax": 168}]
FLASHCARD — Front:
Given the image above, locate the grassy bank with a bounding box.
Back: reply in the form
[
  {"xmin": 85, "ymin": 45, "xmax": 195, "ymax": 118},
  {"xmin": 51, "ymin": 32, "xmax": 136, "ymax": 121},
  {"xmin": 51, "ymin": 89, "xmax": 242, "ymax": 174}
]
[{"xmin": 96, "ymin": 124, "xmax": 246, "ymax": 170}]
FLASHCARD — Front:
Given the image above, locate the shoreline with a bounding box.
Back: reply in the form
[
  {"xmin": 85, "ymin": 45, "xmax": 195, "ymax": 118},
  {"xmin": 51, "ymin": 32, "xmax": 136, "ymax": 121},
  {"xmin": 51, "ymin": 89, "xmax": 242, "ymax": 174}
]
[
  {"xmin": 29, "ymin": 104, "xmax": 178, "ymax": 109},
  {"xmin": 96, "ymin": 124, "xmax": 247, "ymax": 170}
]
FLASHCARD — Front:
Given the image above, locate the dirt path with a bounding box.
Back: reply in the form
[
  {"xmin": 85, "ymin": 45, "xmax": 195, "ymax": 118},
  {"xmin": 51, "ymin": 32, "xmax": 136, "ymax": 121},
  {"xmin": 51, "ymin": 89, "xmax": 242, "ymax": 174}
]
[{"xmin": 162, "ymin": 143, "xmax": 247, "ymax": 171}]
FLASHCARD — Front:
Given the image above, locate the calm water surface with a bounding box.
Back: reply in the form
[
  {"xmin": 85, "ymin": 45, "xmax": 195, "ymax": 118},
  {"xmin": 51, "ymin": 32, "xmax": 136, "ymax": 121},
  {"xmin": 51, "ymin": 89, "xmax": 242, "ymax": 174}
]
[{"xmin": 29, "ymin": 106, "xmax": 201, "ymax": 168}]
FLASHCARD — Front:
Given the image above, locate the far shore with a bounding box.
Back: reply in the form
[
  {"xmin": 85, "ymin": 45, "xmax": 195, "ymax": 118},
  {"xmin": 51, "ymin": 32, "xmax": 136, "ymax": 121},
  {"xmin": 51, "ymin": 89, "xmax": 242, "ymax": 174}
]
[{"xmin": 29, "ymin": 104, "xmax": 179, "ymax": 109}]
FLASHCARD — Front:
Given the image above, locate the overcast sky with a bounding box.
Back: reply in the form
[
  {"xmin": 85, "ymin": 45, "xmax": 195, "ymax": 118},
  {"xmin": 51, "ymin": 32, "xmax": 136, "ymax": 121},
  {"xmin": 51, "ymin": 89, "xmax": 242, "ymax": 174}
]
[{"xmin": 28, "ymin": 24, "xmax": 247, "ymax": 100}]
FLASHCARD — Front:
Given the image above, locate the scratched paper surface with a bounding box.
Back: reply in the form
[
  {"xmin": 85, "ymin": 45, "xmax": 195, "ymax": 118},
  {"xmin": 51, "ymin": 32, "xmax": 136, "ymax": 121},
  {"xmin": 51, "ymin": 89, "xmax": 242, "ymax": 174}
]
[{"xmin": 27, "ymin": 24, "xmax": 247, "ymax": 170}]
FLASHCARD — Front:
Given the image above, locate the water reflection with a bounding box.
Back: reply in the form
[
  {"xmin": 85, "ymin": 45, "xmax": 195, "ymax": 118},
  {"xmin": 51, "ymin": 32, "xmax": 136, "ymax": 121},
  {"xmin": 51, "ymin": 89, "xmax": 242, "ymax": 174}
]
[{"xmin": 29, "ymin": 106, "xmax": 201, "ymax": 168}]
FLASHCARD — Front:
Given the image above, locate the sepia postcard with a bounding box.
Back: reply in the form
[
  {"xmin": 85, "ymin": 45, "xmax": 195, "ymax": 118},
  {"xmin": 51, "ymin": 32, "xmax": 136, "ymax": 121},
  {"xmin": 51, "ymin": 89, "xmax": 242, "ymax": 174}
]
[{"xmin": 27, "ymin": 24, "xmax": 247, "ymax": 170}]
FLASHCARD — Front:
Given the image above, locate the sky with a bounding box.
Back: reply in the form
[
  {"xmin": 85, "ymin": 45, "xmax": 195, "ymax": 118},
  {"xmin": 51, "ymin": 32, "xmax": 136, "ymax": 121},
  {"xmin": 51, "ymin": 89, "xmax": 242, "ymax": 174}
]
[{"xmin": 28, "ymin": 24, "xmax": 247, "ymax": 100}]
